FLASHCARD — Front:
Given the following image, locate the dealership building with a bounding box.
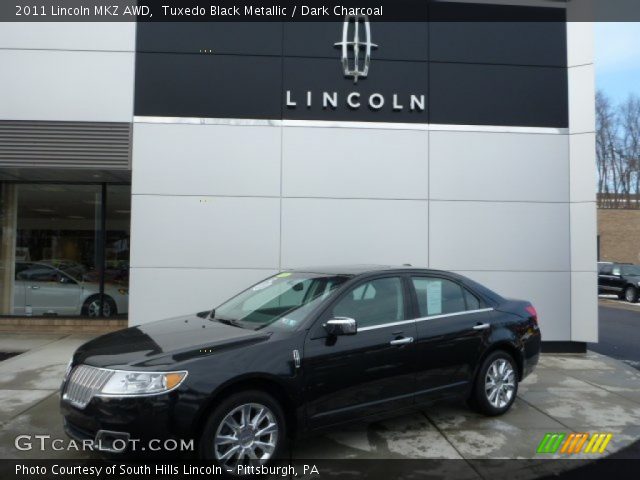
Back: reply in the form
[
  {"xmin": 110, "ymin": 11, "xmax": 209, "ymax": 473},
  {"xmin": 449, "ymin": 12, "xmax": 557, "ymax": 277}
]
[{"xmin": 0, "ymin": 2, "xmax": 596, "ymax": 349}]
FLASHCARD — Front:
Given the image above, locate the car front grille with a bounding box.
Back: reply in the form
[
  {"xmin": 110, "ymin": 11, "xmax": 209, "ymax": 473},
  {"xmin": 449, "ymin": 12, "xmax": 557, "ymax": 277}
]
[{"xmin": 63, "ymin": 365, "xmax": 113, "ymax": 409}]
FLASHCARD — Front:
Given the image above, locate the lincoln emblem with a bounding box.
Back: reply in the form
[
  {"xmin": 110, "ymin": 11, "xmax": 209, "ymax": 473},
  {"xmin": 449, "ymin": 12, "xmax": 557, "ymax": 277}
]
[{"xmin": 334, "ymin": 15, "xmax": 378, "ymax": 83}]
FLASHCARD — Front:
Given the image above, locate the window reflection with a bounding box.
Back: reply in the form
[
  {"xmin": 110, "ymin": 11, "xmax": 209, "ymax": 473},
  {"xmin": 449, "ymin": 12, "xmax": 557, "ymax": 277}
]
[{"xmin": 0, "ymin": 183, "xmax": 130, "ymax": 318}]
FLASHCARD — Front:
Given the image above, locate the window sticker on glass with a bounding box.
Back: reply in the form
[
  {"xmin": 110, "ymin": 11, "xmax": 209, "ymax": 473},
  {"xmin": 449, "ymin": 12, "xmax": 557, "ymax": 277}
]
[
  {"xmin": 276, "ymin": 272, "xmax": 292, "ymax": 278},
  {"xmin": 426, "ymin": 280, "xmax": 442, "ymax": 316}
]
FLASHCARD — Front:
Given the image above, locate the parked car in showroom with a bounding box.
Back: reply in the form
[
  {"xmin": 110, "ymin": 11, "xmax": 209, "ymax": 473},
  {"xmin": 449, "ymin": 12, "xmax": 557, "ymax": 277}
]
[
  {"xmin": 13, "ymin": 261, "xmax": 128, "ymax": 317},
  {"xmin": 598, "ymin": 261, "xmax": 640, "ymax": 303},
  {"xmin": 60, "ymin": 266, "xmax": 540, "ymax": 468}
]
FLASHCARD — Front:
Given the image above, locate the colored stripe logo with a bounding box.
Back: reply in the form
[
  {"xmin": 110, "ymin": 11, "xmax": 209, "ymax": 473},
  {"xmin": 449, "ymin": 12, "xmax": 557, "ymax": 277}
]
[{"xmin": 537, "ymin": 432, "xmax": 613, "ymax": 454}]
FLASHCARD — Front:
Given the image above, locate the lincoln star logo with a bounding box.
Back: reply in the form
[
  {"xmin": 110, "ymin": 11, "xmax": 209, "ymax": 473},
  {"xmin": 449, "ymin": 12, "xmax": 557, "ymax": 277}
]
[{"xmin": 334, "ymin": 15, "xmax": 377, "ymax": 83}]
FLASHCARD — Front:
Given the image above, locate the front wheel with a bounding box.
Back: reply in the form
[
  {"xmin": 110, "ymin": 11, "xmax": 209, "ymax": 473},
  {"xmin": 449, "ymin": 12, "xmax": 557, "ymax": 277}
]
[
  {"xmin": 471, "ymin": 351, "xmax": 518, "ymax": 416},
  {"xmin": 624, "ymin": 286, "xmax": 639, "ymax": 303},
  {"xmin": 199, "ymin": 390, "xmax": 286, "ymax": 468},
  {"xmin": 82, "ymin": 295, "xmax": 117, "ymax": 317}
]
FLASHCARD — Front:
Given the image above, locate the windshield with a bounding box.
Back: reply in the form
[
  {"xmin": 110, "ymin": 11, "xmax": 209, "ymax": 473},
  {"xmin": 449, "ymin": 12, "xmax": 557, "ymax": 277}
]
[
  {"xmin": 621, "ymin": 265, "xmax": 640, "ymax": 276},
  {"xmin": 214, "ymin": 273, "xmax": 350, "ymax": 331}
]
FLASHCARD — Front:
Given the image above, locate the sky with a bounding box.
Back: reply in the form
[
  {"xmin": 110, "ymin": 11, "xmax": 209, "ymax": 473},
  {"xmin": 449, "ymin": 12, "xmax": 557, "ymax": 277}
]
[{"xmin": 595, "ymin": 22, "xmax": 640, "ymax": 105}]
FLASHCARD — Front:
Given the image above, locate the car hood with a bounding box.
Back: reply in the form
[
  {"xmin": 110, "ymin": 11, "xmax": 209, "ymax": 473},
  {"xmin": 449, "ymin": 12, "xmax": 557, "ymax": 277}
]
[{"xmin": 74, "ymin": 314, "xmax": 271, "ymax": 369}]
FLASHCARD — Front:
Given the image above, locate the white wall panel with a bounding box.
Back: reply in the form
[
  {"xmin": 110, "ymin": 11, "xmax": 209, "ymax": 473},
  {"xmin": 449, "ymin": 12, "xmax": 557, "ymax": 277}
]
[
  {"xmin": 131, "ymin": 195, "xmax": 280, "ymax": 269},
  {"xmin": 566, "ymin": 21, "xmax": 594, "ymax": 67},
  {"xmin": 130, "ymin": 267, "xmax": 276, "ymax": 324},
  {"xmin": 132, "ymin": 123, "xmax": 281, "ymax": 197},
  {"xmin": 282, "ymin": 127, "xmax": 428, "ymax": 199},
  {"xmin": 430, "ymin": 201, "xmax": 570, "ymax": 271},
  {"xmin": 456, "ymin": 270, "xmax": 571, "ymax": 341},
  {"xmin": 571, "ymin": 271, "xmax": 598, "ymax": 342},
  {"xmin": 0, "ymin": 50, "xmax": 134, "ymax": 122},
  {"xmin": 570, "ymin": 133, "xmax": 596, "ymax": 203},
  {"xmin": 568, "ymin": 64, "xmax": 596, "ymax": 135},
  {"xmin": 281, "ymin": 198, "xmax": 428, "ymax": 267},
  {"xmin": 0, "ymin": 22, "xmax": 136, "ymax": 51},
  {"xmin": 430, "ymin": 131, "xmax": 569, "ymax": 202},
  {"xmin": 570, "ymin": 202, "xmax": 597, "ymax": 272}
]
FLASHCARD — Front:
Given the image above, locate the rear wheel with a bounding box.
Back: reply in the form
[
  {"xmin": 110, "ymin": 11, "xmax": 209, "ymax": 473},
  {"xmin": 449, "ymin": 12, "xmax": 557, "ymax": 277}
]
[
  {"xmin": 199, "ymin": 390, "xmax": 286, "ymax": 468},
  {"xmin": 471, "ymin": 351, "xmax": 518, "ymax": 416},
  {"xmin": 624, "ymin": 286, "xmax": 639, "ymax": 303}
]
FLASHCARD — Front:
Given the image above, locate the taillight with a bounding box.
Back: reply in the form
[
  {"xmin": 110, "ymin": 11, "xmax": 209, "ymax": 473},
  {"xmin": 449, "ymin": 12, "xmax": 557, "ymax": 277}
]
[{"xmin": 525, "ymin": 305, "xmax": 538, "ymax": 325}]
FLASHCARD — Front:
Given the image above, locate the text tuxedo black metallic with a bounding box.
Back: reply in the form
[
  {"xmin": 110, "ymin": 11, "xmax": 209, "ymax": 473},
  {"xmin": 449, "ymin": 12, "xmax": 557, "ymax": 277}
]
[{"xmin": 60, "ymin": 266, "xmax": 541, "ymax": 466}]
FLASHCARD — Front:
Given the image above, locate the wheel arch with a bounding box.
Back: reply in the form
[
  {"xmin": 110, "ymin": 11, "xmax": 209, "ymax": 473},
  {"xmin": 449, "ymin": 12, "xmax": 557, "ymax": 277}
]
[
  {"xmin": 192, "ymin": 374, "xmax": 297, "ymax": 443},
  {"xmin": 476, "ymin": 341, "xmax": 524, "ymax": 381}
]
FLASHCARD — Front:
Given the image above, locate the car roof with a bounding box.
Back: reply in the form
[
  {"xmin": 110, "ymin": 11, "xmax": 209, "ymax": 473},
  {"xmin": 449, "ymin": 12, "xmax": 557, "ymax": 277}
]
[{"xmin": 286, "ymin": 264, "xmax": 451, "ymax": 276}]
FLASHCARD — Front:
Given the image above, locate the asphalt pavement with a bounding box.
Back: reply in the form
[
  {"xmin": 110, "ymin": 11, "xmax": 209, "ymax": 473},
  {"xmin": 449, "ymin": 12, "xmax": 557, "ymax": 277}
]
[{"xmin": 590, "ymin": 300, "xmax": 640, "ymax": 370}]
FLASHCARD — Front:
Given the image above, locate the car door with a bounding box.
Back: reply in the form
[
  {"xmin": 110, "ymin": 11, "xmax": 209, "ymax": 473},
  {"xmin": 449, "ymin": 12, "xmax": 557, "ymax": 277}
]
[
  {"xmin": 410, "ymin": 276, "xmax": 495, "ymax": 404},
  {"xmin": 303, "ymin": 275, "xmax": 418, "ymax": 429},
  {"xmin": 21, "ymin": 264, "xmax": 82, "ymax": 315}
]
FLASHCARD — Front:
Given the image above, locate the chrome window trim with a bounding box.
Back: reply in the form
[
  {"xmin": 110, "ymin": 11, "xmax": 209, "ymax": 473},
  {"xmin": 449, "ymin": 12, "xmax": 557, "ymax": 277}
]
[{"xmin": 357, "ymin": 308, "xmax": 494, "ymax": 332}]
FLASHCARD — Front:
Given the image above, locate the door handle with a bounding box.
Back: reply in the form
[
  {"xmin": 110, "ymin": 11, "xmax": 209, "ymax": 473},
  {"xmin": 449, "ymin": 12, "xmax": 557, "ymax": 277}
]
[
  {"xmin": 390, "ymin": 337, "xmax": 414, "ymax": 346},
  {"xmin": 473, "ymin": 323, "xmax": 490, "ymax": 331}
]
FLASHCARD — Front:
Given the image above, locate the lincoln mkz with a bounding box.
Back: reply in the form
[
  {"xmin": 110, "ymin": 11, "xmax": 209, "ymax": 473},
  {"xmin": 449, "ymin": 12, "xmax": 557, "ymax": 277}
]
[{"xmin": 60, "ymin": 266, "xmax": 541, "ymax": 467}]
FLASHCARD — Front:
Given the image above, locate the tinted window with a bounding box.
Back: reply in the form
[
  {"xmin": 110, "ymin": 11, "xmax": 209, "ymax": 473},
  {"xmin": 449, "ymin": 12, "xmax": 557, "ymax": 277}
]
[
  {"xmin": 621, "ymin": 265, "xmax": 640, "ymax": 276},
  {"xmin": 17, "ymin": 264, "xmax": 59, "ymax": 282},
  {"xmin": 333, "ymin": 277, "xmax": 405, "ymax": 328},
  {"xmin": 412, "ymin": 277, "xmax": 478, "ymax": 317},
  {"xmin": 598, "ymin": 264, "xmax": 613, "ymax": 275},
  {"xmin": 464, "ymin": 289, "xmax": 481, "ymax": 311}
]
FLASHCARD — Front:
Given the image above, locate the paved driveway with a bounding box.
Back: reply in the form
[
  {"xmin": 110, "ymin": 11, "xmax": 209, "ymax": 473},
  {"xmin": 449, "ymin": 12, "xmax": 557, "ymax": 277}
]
[{"xmin": 0, "ymin": 333, "xmax": 639, "ymax": 475}]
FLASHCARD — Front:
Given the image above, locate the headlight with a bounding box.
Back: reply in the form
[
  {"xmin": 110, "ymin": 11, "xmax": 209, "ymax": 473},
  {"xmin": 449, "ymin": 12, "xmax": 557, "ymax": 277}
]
[{"xmin": 99, "ymin": 370, "xmax": 187, "ymax": 396}]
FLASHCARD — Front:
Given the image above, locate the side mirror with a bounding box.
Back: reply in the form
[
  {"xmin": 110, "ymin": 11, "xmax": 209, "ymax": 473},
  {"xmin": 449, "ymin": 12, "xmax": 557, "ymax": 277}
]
[{"xmin": 324, "ymin": 317, "xmax": 357, "ymax": 336}]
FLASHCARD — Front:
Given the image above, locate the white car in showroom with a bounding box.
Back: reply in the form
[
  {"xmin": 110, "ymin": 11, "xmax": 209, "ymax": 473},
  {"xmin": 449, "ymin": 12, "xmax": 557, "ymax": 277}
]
[{"xmin": 13, "ymin": 261, "xmax": 128, "ymax": 317}]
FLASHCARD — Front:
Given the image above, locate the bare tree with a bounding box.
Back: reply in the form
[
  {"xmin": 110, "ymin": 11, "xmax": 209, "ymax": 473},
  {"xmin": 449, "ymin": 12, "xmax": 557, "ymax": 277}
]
[{"xmin": 596, "ymin": 90, "xmax": 640, "ymax": 208}]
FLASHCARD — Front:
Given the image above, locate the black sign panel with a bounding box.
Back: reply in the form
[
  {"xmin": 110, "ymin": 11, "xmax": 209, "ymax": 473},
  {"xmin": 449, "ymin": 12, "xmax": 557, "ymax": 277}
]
[
  {"xmin": 135, "ymin": 53, "xmax": 282, "ymax": 119},
  {"xmin": 134, "ymin": 5, "xmax": 569, "ymax": 128}
]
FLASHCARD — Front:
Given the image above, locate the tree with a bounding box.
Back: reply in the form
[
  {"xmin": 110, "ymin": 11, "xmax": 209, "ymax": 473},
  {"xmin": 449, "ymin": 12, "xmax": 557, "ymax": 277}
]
[{"xmin": 596, "ymin": 90, "xmax": 640, "ymax": 208}]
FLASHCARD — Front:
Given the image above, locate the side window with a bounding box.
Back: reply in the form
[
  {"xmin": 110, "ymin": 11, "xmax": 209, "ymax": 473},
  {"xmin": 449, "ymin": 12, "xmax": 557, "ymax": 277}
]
[
  {"xmin": 599, "ymin": 264, "xmax": 613, "ymax": 275},
  {"xmin": 464, "ymin": 289, "xmax": 481, "ymax": 311},
  {"xmin": 332, "ymin": 277, "xmax": 405, "ymax": 328},
  {"xmin": 612, "ymin": 265, "xmax": 621, "ymax": 276},
  {"xmin": 17, "ymin": 264, "xmax": 58, "ymax": 282},
  {"xmin": 412, "ymin": 277, "xmax": 475, "ymax": 316}
]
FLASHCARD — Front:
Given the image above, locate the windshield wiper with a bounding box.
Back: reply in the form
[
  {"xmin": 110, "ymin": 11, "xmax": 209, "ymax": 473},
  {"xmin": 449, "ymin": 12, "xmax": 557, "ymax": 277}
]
[{"xmin": 215, "ymin": 317, "xmax": 244, "ymax": 329}]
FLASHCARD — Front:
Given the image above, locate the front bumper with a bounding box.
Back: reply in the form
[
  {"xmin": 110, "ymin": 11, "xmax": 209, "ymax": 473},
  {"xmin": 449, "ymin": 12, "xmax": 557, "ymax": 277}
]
[{"xmin": 60, "ymin": 392, "xmax": 196, "ymax": 455}]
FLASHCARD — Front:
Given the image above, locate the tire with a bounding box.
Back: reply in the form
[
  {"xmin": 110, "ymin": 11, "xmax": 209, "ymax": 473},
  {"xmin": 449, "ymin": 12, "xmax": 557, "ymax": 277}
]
[
  {"xmin": 199, "ymin": 390, "xmax": 286, "ymax": 468},
  {"xmin": 624, "ymin": 286, "xmax": 639, "ymax": 303},
  {"xmin": 471, "ymin": 350, "xmax": 518, "ymax": 416},
  {"xmin": 82, "ymin": 295, "xmax": 117, "ymax": 317}
]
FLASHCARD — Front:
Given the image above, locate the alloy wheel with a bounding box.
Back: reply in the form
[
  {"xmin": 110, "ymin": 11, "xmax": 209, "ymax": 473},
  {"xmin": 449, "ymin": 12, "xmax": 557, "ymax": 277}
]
[
  {"xmin": 484, "ymin": 358, "xmax": 516, "ymax": 409},
  {"xmin": 87, "ymin": 299, "xmax": 111, "ymax": 317},
  {"xmin": 214, "ymin": 403, "xmax": 278, "ymax": 468},
  {"xmin": 625, "ymin": 287, "xmax": 636, "ymax": 303}
]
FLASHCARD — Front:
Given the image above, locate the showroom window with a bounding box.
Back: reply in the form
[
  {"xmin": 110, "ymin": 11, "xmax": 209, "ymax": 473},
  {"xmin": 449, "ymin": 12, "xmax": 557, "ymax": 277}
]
[{"xmin": 0, "ymin": 183, "xmax": 130, "ymax": 318}]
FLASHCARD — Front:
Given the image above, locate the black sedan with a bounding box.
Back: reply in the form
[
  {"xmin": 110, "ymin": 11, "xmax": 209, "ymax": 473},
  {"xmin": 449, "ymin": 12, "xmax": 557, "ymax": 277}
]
[{"xmin": 60, "ymin": 265, "xmax": 541, "ymax": 467}]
